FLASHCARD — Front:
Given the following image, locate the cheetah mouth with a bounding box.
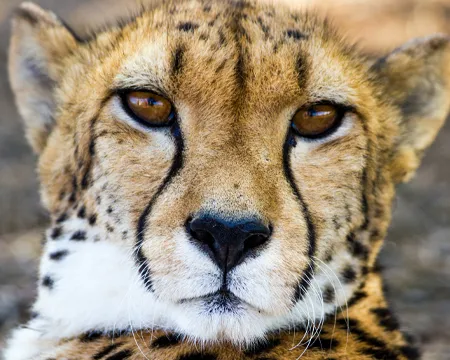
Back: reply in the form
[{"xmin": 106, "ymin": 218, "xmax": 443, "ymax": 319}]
[{"xmin": 178, "ymin": 289, "xmax": 265, "ymax": 314}]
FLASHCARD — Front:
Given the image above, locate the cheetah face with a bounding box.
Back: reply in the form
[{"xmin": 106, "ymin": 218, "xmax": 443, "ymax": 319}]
[{"xmin": 9, "ymin": 0, "xmax": 450, "ymax": 345}]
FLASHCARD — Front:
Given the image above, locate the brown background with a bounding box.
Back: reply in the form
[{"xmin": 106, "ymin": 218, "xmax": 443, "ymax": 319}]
[{"xmin": 0, "ymin": 0, "xmax": 449, "ymax": 358}]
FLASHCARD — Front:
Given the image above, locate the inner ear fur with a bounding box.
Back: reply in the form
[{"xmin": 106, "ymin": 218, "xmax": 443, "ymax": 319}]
[
  {"xmin": 372, "ymin": 35, "xmax": 450, "ymax": 183},
  {"xmin": 8, "ymin": 2, "xmax": 79, "ymax": 153}
]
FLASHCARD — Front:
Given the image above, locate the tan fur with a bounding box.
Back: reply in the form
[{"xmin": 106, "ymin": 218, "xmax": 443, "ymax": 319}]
[{"xmin": 7, "ymin": 0, "xmax": 450, "ymax": 359}]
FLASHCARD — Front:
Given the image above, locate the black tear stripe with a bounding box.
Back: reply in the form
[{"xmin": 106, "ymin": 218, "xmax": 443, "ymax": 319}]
[
  {"xmin": 135, "ymin": 124, "xmax": 184, "ymax": 291},
  {"xmin": 282, "ymin": 132, "xmax": 316, "ymax": 303}
]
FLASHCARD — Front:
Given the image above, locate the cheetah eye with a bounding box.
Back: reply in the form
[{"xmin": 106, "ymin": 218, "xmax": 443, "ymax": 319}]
[
  {"xmin": 291, "ymin": 104, "xmax": 343, "ymax": 139},
  {"xmin": 122, "ymin": 91, "xmax": 174, "ymax": 127}
]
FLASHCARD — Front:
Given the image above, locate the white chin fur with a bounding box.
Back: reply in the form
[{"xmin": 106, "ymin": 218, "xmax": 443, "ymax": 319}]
[{"xmin": 4, "ymin": 224, "xmax": 354, "ymax": 359}]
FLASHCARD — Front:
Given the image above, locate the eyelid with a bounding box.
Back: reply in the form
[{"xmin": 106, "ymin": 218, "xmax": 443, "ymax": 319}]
[{"xmin": 301, "ymin": 100, "xmax": 356, "ymax": 113}]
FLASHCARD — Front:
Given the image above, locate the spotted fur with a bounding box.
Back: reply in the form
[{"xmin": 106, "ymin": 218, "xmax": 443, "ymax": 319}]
[{"xmin": 4, "ymin": 0, "xmax": 450, "ymax": 359}]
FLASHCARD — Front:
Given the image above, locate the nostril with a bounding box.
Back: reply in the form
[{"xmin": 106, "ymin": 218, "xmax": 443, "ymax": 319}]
[
  {"xmin": 190, "ymin": 228, "xmax": 215, "ymax": 247},
  {"xmin": 243, "ymin": 233, "xmax": 270, "ymax": 252}
]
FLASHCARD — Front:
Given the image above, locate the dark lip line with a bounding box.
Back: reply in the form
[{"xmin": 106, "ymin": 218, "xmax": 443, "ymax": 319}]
[{"xmin": 176, "ymin": 289, "xmax": 268, "ymax": 313}]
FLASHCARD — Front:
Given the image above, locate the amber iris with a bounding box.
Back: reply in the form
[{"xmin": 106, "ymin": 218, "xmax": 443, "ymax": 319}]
[
  {"xmin": 292, "ymin": 104, "xmax": 340, "ymax": 138},
  {"xmin": 125, "ymin": 91, "xmax": 173, "ymax": 125}
]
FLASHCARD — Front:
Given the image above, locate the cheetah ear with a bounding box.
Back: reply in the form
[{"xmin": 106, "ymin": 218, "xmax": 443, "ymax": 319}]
[
  {"xmin": 372, "ymin": 35, "xmax": 450, "ymax": 183},
  {"xmin": 8, "ymin": 2, "xmax": 79, "ymax": 153}
]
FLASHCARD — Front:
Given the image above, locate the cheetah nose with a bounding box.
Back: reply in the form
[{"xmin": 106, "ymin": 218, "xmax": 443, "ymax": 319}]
[{"xmin": 187, "ymin": 216, "xmax": 272, "ymax": 272}]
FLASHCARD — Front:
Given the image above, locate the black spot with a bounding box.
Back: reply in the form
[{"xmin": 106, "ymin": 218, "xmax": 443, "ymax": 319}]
[
  {"xmin": 105, "ymin": 349, "xmax": 132, "ymax": 360},
  {"xmin": 70, "ymin": 230, "xmax": 87, "ymax": 241},
  {"xmin": 77, "ymin": 206, "xmax": 86, "ymax": 219},
  {"xmin": 296, "ymin": 54, "xmax": 308, "ymax": 87},
  {"xmin": 56, "ymin": 213, "xmax": 67, "ymax": 223},
  {"xmin": 400, "ymin": 345, "xmax": 420, "ymax": 360},
  {"xmin": 218, "ymin": 30, "xmax": 227, "ymax": 46},
  {"xmin": 342, "ymin": 265, "xmax": 357, "ymax": 283},
  {"xmin": 332, "ymin": 215, "xmax": 341, "ymax": 230},
  {"xmin": 285, "ymin": 29, "xmax": 307, "ymax": 40},
  {"xmin": 322, "ymin": 285, "xmax": 335, "ymax": 303},
  {"xmin": 307, "ymin": 337, "xmax": 339, "ymax": 350},
  {"xmin": 151, "ymin": 333, "xmax": 181, "ymax": 348},
  {"xmin": 361, "ymin": 266, "xmax": 369, "ymax": 275},
  {"xmin": 42, "ymin": 276, "xmax": 54, "ymax": 289},
  {"xmin": 347, "ymin": 290, "xmax": 367, "ymax": 307},
  {"xmin": 324, "ymin": 250, "xmax": 333, "ymax": 263},
  {"xmin": 89, "ymin": 214, "xmax": 97, "ymax": 225},
  {"xmin": 68, "ymin": 192, "xmax": 76, "ymax": 203},
  {"xmin": 371, "ymin": 229, "xmax": 382, "ymax": 240},
  {"xmin": 50, "ymin": 227, "xmax": 63, "ymax": 240},
  {"xmin": 58, "ymin": 191, "xmax": 66, "ymax": 200},
  {"xmin": 257, "ymin": 17, "xmax": 270, "ymax": 38},
  {"xmin": 337, "ymin": 318, "xmax": 358, "ymax": 328},
  {"xmin": 80, "ymin": 330, "xmax": 103, "ymax": 342},
  {"xmin": 81, "ymin": 171, "xmax": 90, "ymax": 189},
  {"xmin": 235, "ymin": 49, "xmax": 245, "ymax": 87},
  {"xmin": 178, "ymin": 354, "xmax": 217, "ymax": 360},
  {"xmin": 338, "ymin": 318, "xmax": 397, "ymax": 357},
  {"xmin": 203, "ymin": 5, "xmax": 211, "ymax": 12},
  {"xmin": 346, "ymin": 233, "xmax": 369, "ymax": 260},
  {"xmin": 71, "ymin": 175, "xmax": 78, "ymax": 192},
  {"xmin": 106, "ymin": 223, "xmax": 115, "ymax": 233},
  {"xmin": 244, "ymin": 338, "xmax": 281, "ymax": 355},
  {"xmin": 172, "ymin": 45, "xmax": 185, "ymax": 75},
  {"xmin": 93, "ymin": 344, "xmax": 121, "ymax": 359},
  {"xmin": 49, "ymin": 250, "xmax": 69, "ymax": 261},
  {"xmin": 177, "ymin": 22, "xmax": 199, "ymax": 32},
  {"xmin": 89, "ymin": 133, "xmax": 96, "ymax": 156},
  {"xmin": 371, "ymin": 307, "xmax": 399, "ymax": 331},
  {"xmin": 107, "ymin": 206, "xmax": 113, "ymax": 214}
]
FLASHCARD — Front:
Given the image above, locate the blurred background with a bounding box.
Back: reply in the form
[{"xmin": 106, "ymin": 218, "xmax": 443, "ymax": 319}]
[{"xmin": 0, "ymin": 0, "xmax": 449, "ymax": 358}]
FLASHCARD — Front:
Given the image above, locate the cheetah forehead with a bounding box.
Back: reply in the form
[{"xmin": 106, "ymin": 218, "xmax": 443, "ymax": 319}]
[{"xmin": 66, "ymin": 0, "xmax": 369, "ymax": 111}]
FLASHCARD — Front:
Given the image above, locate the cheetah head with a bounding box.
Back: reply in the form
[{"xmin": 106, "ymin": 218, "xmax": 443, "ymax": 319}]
[{"xmin": 9, "ymin": 0, "xmax": 450, "ymax": 345}]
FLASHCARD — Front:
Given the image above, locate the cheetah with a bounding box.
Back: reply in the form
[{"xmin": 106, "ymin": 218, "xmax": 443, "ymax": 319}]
[{"xmin": 4, "ymin": 0, "xmax": 450, "ymax": 359}]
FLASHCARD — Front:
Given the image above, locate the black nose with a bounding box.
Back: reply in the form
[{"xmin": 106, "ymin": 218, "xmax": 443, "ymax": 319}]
[{"xmin": 187, "ymin": 216, "xmax": 271, "ymax": 272}]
